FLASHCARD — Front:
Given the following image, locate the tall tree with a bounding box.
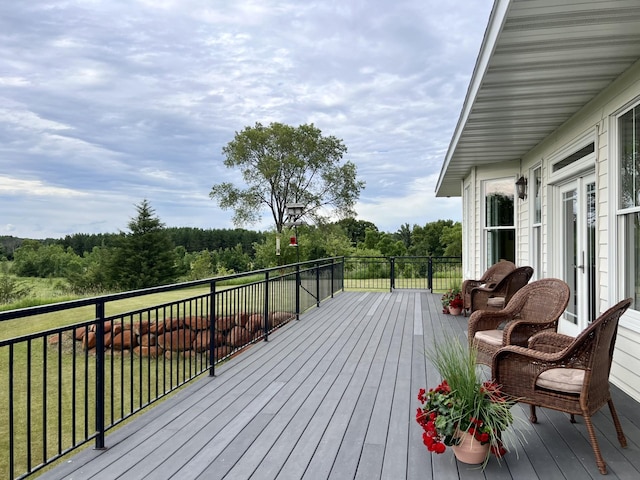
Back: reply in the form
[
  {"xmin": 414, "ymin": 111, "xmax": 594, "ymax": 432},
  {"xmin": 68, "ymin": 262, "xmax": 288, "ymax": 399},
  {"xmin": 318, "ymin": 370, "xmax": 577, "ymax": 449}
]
[
  {"xmin": 335, "ymin": 218, "xmax": 378, "ymax": 246},
  {"xmin": 210, "ymin": 122, "xmax": 365, "ymax": 233},
  {"xmin": 110, "ymin": 200, "xmax": 177, "ymax": 290}
]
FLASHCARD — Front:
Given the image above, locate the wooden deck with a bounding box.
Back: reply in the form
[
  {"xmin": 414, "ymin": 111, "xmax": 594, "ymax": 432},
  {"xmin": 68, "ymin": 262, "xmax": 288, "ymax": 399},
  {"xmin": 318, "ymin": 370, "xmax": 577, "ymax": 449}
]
[{"xmin": 38, "ymin": 291, "xmax": 640, "ymax": 479}]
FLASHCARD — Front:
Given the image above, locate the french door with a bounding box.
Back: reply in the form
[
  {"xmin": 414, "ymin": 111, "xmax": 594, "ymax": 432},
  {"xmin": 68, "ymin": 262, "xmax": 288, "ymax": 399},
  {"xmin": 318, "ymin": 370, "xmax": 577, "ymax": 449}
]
[{"xmin": 557, "ymin": 173, "xmax": 596, "ymax": 336}]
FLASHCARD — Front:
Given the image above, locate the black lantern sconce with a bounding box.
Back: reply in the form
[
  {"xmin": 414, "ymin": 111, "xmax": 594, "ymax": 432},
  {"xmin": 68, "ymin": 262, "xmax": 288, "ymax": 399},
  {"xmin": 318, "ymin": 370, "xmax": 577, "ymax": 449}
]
[{"xmin": 515, "ymin": 176, "xmax": 527, "ymax": 200}]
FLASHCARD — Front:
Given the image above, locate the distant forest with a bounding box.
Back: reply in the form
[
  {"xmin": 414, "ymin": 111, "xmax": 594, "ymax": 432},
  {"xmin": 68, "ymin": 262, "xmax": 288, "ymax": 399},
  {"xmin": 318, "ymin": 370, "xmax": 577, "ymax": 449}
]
[
  {"xmin": 0, "ymin": 227, "xmax": 264, "ymax": 260},
  {"xmin": 0, "ymin": 216, "xmax": 461, "ymax": 302}
]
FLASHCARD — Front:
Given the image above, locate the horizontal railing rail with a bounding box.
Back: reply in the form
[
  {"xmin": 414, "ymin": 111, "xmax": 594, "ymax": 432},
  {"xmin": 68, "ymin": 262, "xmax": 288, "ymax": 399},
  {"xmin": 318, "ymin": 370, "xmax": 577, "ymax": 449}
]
[
  {"xmin": 0, "ymin": 258, "xmax": 343, "ymax": 480},
  {"xmin": 344, "ymin": 256, "xmax": 462, "ymax": 292}
]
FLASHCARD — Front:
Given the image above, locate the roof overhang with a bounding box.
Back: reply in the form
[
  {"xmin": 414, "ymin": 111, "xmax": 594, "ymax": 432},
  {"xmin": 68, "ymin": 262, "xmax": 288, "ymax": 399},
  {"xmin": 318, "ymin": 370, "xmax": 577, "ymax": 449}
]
[{"xmin": 436, "ymin": 0, "xmax": 640, "ymax": 197}]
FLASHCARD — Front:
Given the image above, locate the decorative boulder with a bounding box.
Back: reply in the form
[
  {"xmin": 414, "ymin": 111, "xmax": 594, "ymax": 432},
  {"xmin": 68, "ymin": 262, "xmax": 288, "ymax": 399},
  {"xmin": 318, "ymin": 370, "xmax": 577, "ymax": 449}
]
[
  {"xmin": 247, "ymin": 315, "xmax": 264, "ymax": 333},
  {"xmin": 111, "ymin": 330, "xmax": 138, "ymax": 350},
  {"xmin": 215, "ymin": 345, "xmax": 232, "ymax": 360},
  {"xmin": 133, "ymin": 321, "xmax": 150, "ymax": 336},
  {"xmin": 184, "ymin": 316, "xmax": 209, "ymax": 331},
  {"xmin": 82, "ymin": 332, "xmax": 96, "ymax": 350},
  {"xmin": 133, "ymin": 345, "xmax": 163, "ymax": 358},
  {"xmin": 226, "ymin": 326, "xmax": 251, "ymax": 348},
  {"xmin": 138, "ymin": 333, "xmax": 157, "ymax": 346},
  {"xmin": 191, "ymin": 331, "xmax": 211, "ymax": 352},
  {"xmin": 156, "ymin": 328, "xmax": 194, "ymax": 352},
  {"xmin": 235, "ymin": 312, "xmax": 249, "ymax": 327},
  {"xmin": 215, "ymin": 315, "xmax": 235, "ymax": 332}
]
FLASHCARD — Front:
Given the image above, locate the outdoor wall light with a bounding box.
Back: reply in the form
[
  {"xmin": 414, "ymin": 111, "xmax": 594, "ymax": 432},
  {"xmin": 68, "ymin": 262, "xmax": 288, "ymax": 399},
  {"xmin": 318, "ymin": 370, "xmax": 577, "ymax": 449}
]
[{"xmin": 515, "ymin": 176, "xmax": 527, "ymax": 200}]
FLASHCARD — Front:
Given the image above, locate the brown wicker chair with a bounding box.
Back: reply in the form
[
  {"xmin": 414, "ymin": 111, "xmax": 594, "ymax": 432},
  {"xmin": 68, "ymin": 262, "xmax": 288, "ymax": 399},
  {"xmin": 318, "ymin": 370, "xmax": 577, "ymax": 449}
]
[
  {"xmin": 469, "ymin": 266, "xmax": 533, "ymax": 314},
  {"xmin": 461, "ymin": 260, "xmax": 516, "ymax": 314},
  {"xmin": 469, "ymin": 278, "xmax": 570, "ymax": 366},
  {"xmin": 492, "ymin": 298, "xmax": 632, "ymax": 475}
]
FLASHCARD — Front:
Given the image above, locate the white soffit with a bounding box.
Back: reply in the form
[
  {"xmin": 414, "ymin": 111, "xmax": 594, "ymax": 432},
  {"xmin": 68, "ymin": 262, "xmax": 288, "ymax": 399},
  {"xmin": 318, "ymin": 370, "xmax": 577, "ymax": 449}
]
[{"xmin": 436, "ymin": 0, "xmax": 640, "ymax": 197}]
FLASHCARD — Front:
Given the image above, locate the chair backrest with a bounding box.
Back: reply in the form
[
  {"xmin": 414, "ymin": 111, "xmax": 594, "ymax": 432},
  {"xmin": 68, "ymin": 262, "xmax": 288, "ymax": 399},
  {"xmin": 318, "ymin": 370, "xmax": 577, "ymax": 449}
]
[
  {"xmin": 480, "ymin": 260, "xmax": 516, "ymax": 285},
  {"xmin": 504, "ymin": 278, "xmax": 570, "ymax": 324},
  {"xmin": 560, "ymin": 298, "xmax": 632, "ymax": 407},
  {"xmin": 492, "ymin": 266, "xmax": 534, "ymax": 303},
  {"xmin": 569, "ymin": 298, "xmax": 632, "ymax": 375}
]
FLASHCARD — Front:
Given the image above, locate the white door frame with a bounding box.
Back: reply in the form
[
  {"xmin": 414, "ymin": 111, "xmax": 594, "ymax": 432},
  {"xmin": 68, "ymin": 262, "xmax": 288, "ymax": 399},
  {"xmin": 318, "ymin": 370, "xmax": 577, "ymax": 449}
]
[{"xmin": 552, "ymin": 172, "xmax": 596, "ymax": 336}]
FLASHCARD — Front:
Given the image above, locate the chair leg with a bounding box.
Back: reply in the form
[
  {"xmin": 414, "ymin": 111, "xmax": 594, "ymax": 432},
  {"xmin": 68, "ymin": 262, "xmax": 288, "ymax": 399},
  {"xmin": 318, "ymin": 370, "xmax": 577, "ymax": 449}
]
[
  {"xmin": 608, "ymin": 399, "xmax": 628, "ymax": 448},
  {"xmin": 529, "ymin": 405, "xmax": 537, "ymax": 423},
  {"xmin": 583, "ymin": 414, "xmax": 607, "ymax": 475},
  {"xmin": 570, "ymin": 414, "xmax": 576, "ymax": 423}
]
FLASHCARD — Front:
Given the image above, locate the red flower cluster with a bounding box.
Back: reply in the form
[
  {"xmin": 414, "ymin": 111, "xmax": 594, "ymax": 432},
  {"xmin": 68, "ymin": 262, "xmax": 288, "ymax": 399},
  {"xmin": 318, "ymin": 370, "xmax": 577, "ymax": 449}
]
[
  {"xmin": 449, "ymin": 295, "xmax": 463, "ymax": 309},
  {"xmin": 467, "ymin": 417, "xmax": 490, "ymax": 444},
  {"xmin": 415, "ymin": 381, "xmax": 452, "ymax": 454},
  {"xmin": 416, "ymin": 407, "xmax": 446, "ymax": 453}
]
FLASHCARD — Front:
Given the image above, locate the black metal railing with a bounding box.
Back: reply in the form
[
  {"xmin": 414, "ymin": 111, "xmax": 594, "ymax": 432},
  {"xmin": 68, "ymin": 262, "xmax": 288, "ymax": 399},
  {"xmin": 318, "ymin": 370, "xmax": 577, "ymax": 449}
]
[
  {"xmin": 0, "ymin": 258, "xmax": 343, "ymax": 480},
  {"xmin": 0, "ymin": 255, "xmax": 459, "ymax": 479},
  {"xmin": 343, "ymin": 256, "xmax": 462, "ymax": 292}
]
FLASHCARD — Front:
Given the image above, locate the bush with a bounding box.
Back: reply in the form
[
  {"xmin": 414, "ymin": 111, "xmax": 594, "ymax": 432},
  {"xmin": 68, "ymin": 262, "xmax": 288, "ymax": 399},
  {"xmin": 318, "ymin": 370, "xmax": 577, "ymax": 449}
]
[{"xmin": 0, "ymin": 275, "xmax": 32, "ymax": 304}]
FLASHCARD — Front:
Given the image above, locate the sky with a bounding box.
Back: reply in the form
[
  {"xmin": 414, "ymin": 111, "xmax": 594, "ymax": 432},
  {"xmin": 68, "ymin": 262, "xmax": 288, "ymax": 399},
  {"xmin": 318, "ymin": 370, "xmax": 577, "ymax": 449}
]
[{"xmin": 0, "ymin": 0, "xmax": 493, "ymax": 239}]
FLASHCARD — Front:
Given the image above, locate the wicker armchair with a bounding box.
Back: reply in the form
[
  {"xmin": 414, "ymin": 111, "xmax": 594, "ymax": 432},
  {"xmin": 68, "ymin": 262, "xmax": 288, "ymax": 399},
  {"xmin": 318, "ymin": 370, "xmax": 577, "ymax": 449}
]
[
  {"xmin": 461, "ymin": 260, "xmax": 516, "ymax": 314},
  {"xmin": 468, "ymin": 278, "xmax": 570, "ymax": 366},
  {"xmin": 469, "ymin": 266, "xmax": 534, "ymax": 314},
  {"xmin": 492, "ymin": 298, "xmax": 632, "ymax": 475}
]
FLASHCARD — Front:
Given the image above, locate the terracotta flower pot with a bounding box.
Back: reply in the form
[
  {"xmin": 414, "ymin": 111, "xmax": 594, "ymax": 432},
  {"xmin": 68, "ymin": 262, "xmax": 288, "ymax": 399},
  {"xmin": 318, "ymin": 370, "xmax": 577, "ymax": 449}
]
[
  {"xmin": 448, "ymin": 307, "xmax": 462, "ymax": 316},
  {"xmin": 452, "ymin": 431, "xmax": 490, "ymax": 464}
]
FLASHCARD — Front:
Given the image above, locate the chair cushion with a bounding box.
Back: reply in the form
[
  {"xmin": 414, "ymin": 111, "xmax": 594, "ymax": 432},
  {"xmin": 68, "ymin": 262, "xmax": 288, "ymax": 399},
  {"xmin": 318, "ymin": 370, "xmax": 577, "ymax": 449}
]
[
  {"xmin": 474, "ymin": 329, "xmax": 503, "ymax": 346},
  {"xmin": 536, "ymin": 368, "xmax": 585, "ymax": 394},
  {"xmin": 486, "ymin": 297, "xmax": 505, "ymax": 308}
]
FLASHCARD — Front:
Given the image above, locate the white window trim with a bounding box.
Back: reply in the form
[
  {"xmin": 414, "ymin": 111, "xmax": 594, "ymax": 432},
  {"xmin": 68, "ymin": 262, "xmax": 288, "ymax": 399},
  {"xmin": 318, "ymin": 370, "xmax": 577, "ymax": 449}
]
[
  {"xmin": 529, "ymin": 163, "xmax": 543, "ymax": 280},
  {"xmin": 482, "ymin": 176, "xmax": 517, "ymax": 271},
  {"xmin": 612, "ymin": 99, "xmax": 640, "ymax": 333}
]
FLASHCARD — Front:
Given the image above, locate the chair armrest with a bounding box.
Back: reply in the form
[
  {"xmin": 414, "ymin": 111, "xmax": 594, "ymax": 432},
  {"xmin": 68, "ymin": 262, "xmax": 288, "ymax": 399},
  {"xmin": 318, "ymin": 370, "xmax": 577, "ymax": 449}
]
[
  {"xmin": 528, "ymin": 331, "xmax": 574, "ymax": 353},
  {"xmin": 503, "ymin": 319, "xmax": 559, "ymax": 348},
  {"xmin": 470, "ymin": 286, "xmax": 503, "ymax": 311},
  {"xmin": 462, "ymin": 279, "xmax": 483, "ymax": 291},
  {"xmin": 468, "ymin": 310, "xmax": 514, "ymax": 346},
  {"xmin": 492, "ymin": 344, "xmax": 566, "ymax": 390}
]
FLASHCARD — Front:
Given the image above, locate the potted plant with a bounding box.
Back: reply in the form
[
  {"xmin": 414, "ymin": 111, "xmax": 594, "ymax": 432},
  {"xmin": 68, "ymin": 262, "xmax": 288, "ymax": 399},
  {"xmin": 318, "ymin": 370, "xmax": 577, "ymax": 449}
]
[
  {"xmin": 416, "ymin": 335, "xmax": 516, "ymax": 466},
  {"xmin": 440, "ymin": 287, "xmax": 462, "ymax": 314},
  {"xmin": 448, "ymin": 294, "xmax": 464, "ymax": 315}
]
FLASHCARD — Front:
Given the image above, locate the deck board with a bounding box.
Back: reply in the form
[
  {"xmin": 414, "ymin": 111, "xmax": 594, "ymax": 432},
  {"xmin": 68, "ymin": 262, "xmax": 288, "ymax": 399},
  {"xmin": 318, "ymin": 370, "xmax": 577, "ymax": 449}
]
[{"xmin": 37, "ymin": 291, "xmax": 640, "ymax": 480}]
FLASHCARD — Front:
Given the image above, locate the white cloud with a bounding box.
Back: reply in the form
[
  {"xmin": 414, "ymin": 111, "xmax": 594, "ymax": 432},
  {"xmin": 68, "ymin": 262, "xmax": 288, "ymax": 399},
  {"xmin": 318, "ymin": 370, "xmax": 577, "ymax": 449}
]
[
  {"xmin": 0, "ymin": 0, "xmax": 491, "ymax": 238},
  {"xmin": 0, "ymin": 175, "xmax": 88, "ymax": 197}
]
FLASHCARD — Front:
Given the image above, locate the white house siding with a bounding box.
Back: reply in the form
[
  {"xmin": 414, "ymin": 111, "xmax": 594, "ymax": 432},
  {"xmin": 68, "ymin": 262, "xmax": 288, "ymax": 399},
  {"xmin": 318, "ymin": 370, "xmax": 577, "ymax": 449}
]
[{"xmin": 463, "ymin": 59, "xmax": 640, "ymax": 402}]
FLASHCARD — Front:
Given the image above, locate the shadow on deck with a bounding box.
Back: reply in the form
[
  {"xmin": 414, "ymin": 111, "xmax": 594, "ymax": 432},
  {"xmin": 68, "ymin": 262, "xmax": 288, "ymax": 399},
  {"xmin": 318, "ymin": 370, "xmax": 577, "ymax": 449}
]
[{"xmin": 38, "ymin": 291, "xmax": 640, "ymax": 480}]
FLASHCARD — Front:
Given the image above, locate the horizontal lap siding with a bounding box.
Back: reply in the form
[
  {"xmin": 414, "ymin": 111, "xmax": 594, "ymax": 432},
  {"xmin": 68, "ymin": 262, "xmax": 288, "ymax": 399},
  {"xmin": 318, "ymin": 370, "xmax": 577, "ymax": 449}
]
[{"xmin": 611, "ymin": 327, "xmax": 640, "ymax": 402}]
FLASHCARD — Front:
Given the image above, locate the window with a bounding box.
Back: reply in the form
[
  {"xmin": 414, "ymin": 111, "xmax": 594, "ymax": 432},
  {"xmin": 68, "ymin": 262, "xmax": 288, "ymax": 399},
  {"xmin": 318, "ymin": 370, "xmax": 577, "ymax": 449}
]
[
  {"xmin": 618, "ymin": 105, "xmax": 640, "ymax": 308},
  {"xmin": 484, "ymin": 178, "xmax": 515, "ymax": 265}
]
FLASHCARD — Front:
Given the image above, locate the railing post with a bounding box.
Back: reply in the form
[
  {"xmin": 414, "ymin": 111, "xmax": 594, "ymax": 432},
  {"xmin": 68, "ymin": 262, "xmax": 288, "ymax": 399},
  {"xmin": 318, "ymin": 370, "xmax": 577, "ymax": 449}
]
[
  {"xmin": 390, "ymin": 257, "xmax": 395, "ymax": 292},
  {"xmin": 341, "ymin": 256, "xmax": 345, "ymax": 291},
  {"xmin": 296, "ymin": 263, "xmax": 301, "ymax": 320},
  {"xmin": 316, "ymin": 262, "xmax": 320, "ymax": 307},
  {"xmin": 94, "ymin": 301, "xmax": 106, "ymax": 450},
  {"xmin": 331, "ymin": 258, "xmax": 335, "ymax": 298},
  {"xmin": 264, "ymin": 271, "xmax": 270, "ymax": 340},
  {"xmin": 209, "ymin": 281, "xmax": 216, "ymax": 376},
  {"xmin": 428, "ymin": 257, "xmax": 434, "ymax": 292}
]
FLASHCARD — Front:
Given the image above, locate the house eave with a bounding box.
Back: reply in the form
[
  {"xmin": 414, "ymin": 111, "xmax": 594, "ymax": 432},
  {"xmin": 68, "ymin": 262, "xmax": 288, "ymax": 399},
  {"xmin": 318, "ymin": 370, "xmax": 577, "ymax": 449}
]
[{"xmin": 436, "ymin": 0, "xmax": 640, "ymax": 198}]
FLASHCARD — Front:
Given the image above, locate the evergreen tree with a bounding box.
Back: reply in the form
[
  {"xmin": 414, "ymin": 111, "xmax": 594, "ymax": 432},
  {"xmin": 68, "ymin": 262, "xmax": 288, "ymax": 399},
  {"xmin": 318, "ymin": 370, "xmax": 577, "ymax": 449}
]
[{"xmin": 110, "ymin": 200, "xmax": 177, "ymax": 290}]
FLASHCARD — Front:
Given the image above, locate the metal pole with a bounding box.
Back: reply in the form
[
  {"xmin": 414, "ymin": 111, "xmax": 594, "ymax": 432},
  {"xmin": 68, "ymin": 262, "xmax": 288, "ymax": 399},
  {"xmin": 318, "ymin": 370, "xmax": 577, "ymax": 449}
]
[{"xmin": 94, "ymin": 301, "xmax": 106, "ymax": 450}]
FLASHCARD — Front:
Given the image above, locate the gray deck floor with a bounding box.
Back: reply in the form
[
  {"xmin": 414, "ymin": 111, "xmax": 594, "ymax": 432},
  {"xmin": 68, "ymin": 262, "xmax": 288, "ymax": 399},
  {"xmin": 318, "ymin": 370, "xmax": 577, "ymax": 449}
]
[{"xmin": 38, "ymin": 291, "xmax": 640, "ymax": 479}]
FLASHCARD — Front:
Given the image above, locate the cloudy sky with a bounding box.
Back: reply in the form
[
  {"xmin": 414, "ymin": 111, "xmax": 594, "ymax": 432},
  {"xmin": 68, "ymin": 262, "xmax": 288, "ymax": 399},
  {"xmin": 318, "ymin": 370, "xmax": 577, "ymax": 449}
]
[{"xmin": 1, "ymin": 0, "xmax": 493, "ymax": 239}]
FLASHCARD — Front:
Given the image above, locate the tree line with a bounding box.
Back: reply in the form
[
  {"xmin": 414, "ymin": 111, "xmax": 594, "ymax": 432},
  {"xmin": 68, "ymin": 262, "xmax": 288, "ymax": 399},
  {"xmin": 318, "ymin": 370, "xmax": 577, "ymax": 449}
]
[{"xmin": 0, "ymin": 201, "xmax": 460, "ymax": 301}]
